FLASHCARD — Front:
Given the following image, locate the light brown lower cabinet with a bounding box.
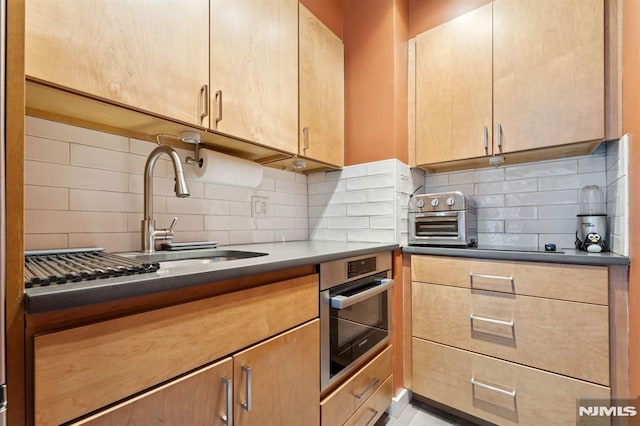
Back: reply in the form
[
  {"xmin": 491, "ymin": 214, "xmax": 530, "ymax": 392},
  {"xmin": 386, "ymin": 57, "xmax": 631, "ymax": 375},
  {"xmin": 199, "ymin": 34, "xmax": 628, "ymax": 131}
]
[
  {"xmin": 72, "ymin": 320, "xmax": 319, "ymax": 426},
  {"xmin": 34, "ymin": 274, "xmax": 319, "ymax": 425},
  {"xmin": 321, "ymin": 346, "xmax": 393, "ymax": 426},
  {"xmin": 72, "ymin": 358, "xmax": 234, "ymax": 426},
  {"xmin": 413, "ymin": 339, "xmax": 610, "ymax": 426}
]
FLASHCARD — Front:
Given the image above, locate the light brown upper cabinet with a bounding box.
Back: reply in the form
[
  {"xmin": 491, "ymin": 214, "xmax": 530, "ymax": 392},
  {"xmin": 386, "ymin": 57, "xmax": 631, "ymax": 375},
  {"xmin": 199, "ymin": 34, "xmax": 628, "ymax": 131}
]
[
  {"xmin": 415, "ymin": 0, "xmax": 604, "ymax": 166},
  {"xmin": 415, "ymin": 4, "xmax": 493, "ymax": 165},
  {"xmin": 299, "ymin": 4, "xmax": 345, "ymax": 168},
  {"xmin": 210, "ymin": 0, "xmax": 299, "ymax": 155},
  {"xmin": 25, "ymin": 0, "xmax": 209, "ymax": 127}
]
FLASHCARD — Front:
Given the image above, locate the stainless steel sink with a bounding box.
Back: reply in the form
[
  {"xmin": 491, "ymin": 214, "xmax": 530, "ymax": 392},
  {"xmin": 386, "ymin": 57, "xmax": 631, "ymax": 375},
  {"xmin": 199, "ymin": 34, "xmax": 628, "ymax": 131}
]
[{"xmin": 121, "ymin": 249, "xmax": 268, "ymax": 266}]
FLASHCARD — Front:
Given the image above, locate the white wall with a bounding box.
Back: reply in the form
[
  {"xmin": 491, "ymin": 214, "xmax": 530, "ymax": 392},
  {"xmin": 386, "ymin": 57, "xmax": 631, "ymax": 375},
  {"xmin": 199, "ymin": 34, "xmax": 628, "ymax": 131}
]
[{"xmin": 24, "ymin": 117, "xmax": 308, "ymax": 252}]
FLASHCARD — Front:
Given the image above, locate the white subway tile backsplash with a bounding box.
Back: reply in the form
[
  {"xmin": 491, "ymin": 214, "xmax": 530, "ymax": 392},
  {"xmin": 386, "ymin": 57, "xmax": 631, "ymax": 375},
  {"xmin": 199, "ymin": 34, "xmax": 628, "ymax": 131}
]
[
  {"xmin": 308, "ymin": 180, "xmax": 345, "ymax": 195},
  {"xmin": 204, "ymin": 184, "xmax": 253, "ymax": 202},
  {"xmin": 26, "ymin": 161, "xmax": 130, "ymax": 192},
  {"xmin": 70, "ymin": 189, "xmax": 141, "ymax": 213},
  {"xmin": 326, "ymin": 165, "xmax": 366, "ymax": 181},
  {"xmin": 366, "ymin": 160, "xmax": 396, "ymax": 175},
  {"xmin": 306, "ymin": 171, "xmax": 326, "ymax": 184},
  {"xmin": 274, "ymin": 205, "xmax": 306, "ymax": 218},
  {"xmin": 25, "ymin": 210, "xmax": 128, "ymax": 233},
  {"xmin": 26, "ymin": 116, "xmax": 129, "ymax": 151},
  {"xmin": 69, "ymin": 232, "xmax": 139, "ymax": 253},
  {"xmin": 310, "ymin": 228, "xmax": 347, "ymax": 241},
  {"xmin": 25, "ymin": 186, "xmax": 69, "ymax": 211},
  {"xmin": 475, "ymin": 179, "xmax": 537, "ymax": 195},
  {"xmin": 327, "ymin": 191, "xmax": 368, "ymax": 205},
  {"xmin": 506, "ymin": 190, "xmax": 578, "ymax": 206},
  {"xmin": 256, "ymin": 217, "xmax": 294, "ymax": 230},
  {"xmin": 275, "ymin": 179, "xmax": 306, "ymax": 195},
  {"xmin": 25, "ymin": 135, "xmax": 70, "ymax": 164},
  {"xmin": 328, "ymin": 216, "xmax": 370, "ymax": 229},
  {"xmin": 478, "ymin": 233, "xmax": 538, "ymax": 248},
  {"xmin": 347, "ymin": 202, "xmax": 394, "ymax": 217},
  {"xmin": 538, "ymin": 204, "xmax": 579, "ymax": 219},
  {"xmin": 368, "ymin": 187, "xmax": 395, "ymax": 202},
  {"xmin": 153, "ymin": 214, "xmax": 204, "ymax": 232},
  {"xmin": 204, "ymin": 215, "xmax": 253, "ymax": 231},
  {"xmin": 471, "ymin": 194, "xmax": 506, "ymax": 208},
  {"xmin": 274, "ymin": 229, "xmax": 308, "ymax": 242},
  {"xmin": 229, "ymin": 201, "xmax": 251, "ymax": 217},
  {"xmin": 346, "ymin": 173, "xmax": 394, "ymax": 191},
  {"xmin": 25, "ymin": 234, "xmax": 69, "ymax": 250},
  {"xmin": 425, "ymin": 174, "xmax": 448, "ymax": 187},
  {"xmin": 309, "ymin": 205, "xmax": 346, "ymax": 218},
  {"xmin": 229, "ymin": 230, "xmax": 275, "ymax": 245},
  {"xmin": 538, "ymin": 172, "xmax": 606, "ymax": 191},
  {"xmin": 578, "ymin": 156, "xmax": 606, "ymax": 173},
  {"xmin": 504, "ymin": 159, "xmax": 577, "ymax": 179},
  {"xmin": 505, "ymin": 219, "xmax": 576, "ymax": 234},
  {"xmin": 308, "ymin": 194, "xmax": 326, "ymax": 207},
  {"xmin": 347, "ymin": 229, "xmax": 395, "ymax": 243},
  {"xmin": 71, "ymin": 143, "xmax": 149, "ymax": 174},
  {"xmin": 449, "ymin": 168, "xmax": 504, "ymax": 185},
  {"xmin": 370, "ymin": 215, "xmax": 395, "ymax": 229},
  {"xmin": 477, "ymin": 220, "xmax": 505, "ymax": 233}
]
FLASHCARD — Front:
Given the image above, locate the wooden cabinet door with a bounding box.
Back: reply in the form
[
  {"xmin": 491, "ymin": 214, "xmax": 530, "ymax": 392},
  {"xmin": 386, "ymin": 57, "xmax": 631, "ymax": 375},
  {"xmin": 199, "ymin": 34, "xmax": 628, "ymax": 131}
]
[
  {"xmin": 415, "ymin": 4, "xmax": 492, "ymax": 165},
  {"xmin": 25, "ymin": 0, "xmax": 209, "ymax": 126},
  {"xmin": 72, "ymin": 358, "xmax": 233, "ymax": 426},
  {"xmin": 210, "ymin": 0, "xmax": 298, "ymax": 154},
  {"xmin": 493, "ymin": 0, "xmax": 604, "ymax": 153},
  {"xmin": 299, "ymin": 4, "xmax": 345, "ymax": 167},
  {"xmin": 233, "ymin": 320, "xmax": 320, "ymax": 426}
]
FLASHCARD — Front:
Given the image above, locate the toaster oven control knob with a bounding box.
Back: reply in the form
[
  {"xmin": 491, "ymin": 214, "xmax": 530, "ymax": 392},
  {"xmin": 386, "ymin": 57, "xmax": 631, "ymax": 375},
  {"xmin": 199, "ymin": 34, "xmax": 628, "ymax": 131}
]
[
  {"xmin": 416, "ymin": 199, "xmax": 425, "ymax": 208},
  {"xmin": 446, "ymin": 197, "xmax": 456, "ymax": 207},
  {"xmin": 430, "ymin": 198, "xmax": 440, "ymax": 207}
]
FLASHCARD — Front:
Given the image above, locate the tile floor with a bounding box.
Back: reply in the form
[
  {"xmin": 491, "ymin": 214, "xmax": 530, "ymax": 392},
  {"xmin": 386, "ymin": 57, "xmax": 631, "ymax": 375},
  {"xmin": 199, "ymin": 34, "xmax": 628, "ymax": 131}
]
[{"xmin": 376, "ymin": 400, "xmax": 483, "ymax": 426}]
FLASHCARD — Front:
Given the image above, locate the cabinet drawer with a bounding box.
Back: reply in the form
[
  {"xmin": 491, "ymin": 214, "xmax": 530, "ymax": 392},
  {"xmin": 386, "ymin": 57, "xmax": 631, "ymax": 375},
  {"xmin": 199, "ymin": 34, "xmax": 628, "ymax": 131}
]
[
  {"xmin": 412, "ymin": 281, "xmax": 609, "ymax": 385},
  {"xmin": 412, "ymin": 339, "xmax": 610, "ymax": 426},
  {"xmin": 321, "ymin": 346, "xmax": 392, "ymax": 426},
  {"xmin": 344, "ymin": 376, "xmax": 393, "ymax": 426},
  {"xmin": 34, "ymin": 274, "xmax": 318, "ymax": 426},
  {"xmin": 411, "ymin": 255, "xmax": 608, "ymax": 305}
]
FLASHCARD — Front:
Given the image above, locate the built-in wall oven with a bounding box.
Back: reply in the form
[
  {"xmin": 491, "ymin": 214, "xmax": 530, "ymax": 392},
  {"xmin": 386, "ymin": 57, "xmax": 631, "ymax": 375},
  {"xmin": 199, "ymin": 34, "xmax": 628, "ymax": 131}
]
[{"xmin": 320, "ymin": 252, "xmax": 392, "ymax": 391}]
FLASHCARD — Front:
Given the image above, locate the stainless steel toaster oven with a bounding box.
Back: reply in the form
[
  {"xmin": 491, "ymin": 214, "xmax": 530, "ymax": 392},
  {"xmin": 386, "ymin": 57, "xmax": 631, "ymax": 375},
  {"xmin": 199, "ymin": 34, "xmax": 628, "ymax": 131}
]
[{"xmin": 408, "ymin": 191, "xmax": 478, "ymax": 247}]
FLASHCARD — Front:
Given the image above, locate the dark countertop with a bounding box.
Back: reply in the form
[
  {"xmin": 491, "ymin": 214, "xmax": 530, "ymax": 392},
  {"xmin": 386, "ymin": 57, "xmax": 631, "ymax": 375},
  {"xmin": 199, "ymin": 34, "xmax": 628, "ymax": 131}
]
[
  {"xmin": 403, "ymin": 245, "xmax": 630, "ymax": 266},
  {"xmin": 25, "ymin": 241, "xmax": 398, "ymax": 314}
]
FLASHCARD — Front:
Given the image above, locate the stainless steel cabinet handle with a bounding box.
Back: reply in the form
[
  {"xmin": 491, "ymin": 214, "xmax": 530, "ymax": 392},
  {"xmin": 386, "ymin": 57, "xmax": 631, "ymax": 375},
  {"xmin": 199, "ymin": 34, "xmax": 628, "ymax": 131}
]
[
  {"xmin": 364, "ymin": 408, "xmax": 380, "ymax": 426},
  {"xmin": 200, "ymin": 84, "xmax": 209, "ymax": 121},
  {"xmin": 469, "ymin": 273, "xmax": 514, "ymax": 287},
  {"xmin": 470, "ymin": 314, "xmax": 514, "ymax": 328},
  {"xmin": 354, "ymin": 376, "xmax": 379, "ymax": 399},
  {"xmin": 497, "ymin": 123, "xmax": 503, "ymax": 152},
  {"xmin": 302, "ymin": 127, "xmax": 310, "ymax": 151},
  {"xmin": 483, "ymin": 125, "xmax": 488, "ymax": 154},
  {"xmin": 241, "ymin": 365, "xmax": 252, "ymax": 411},
  {"xmin": 215, "ymin": 89, "xmax": 223, "ymax": 124},
  {"xmin": 330, "ymin": 278, "xmax": 393, "ymax": 310},
  {"xmin": 471, "ymin": 377, "xmax": 516, "ymax": 398},
  {"xmin": 221, "ymin": 377, "xmax": 233, "ymax": 425}
]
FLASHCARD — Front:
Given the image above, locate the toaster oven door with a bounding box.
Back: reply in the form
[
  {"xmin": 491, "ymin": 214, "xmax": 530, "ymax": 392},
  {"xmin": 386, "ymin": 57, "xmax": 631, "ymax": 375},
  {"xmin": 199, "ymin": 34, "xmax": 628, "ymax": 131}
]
[{"xmin": 410, "ymin": 211, "xmax": 466, "ymax": 245}]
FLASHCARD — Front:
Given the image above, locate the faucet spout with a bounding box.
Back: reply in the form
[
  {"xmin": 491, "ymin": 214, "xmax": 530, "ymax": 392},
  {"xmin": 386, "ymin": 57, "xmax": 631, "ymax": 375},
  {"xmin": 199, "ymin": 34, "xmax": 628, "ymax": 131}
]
[{"xmin": 142, "ymin": 145, "xmax": 191, "ymax": 252}]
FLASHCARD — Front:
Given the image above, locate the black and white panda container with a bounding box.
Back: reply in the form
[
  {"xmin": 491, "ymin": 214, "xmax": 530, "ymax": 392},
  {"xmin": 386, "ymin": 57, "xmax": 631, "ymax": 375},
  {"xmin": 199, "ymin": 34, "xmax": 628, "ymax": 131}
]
[{"xmin": 575, "ymin": 185, "xmax": 608, "ymax": 252}]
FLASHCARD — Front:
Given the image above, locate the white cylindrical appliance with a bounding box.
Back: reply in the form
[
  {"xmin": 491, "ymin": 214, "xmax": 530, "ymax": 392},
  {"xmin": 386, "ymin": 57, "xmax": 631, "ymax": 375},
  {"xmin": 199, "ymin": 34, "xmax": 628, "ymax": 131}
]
[{"xmin": 576, "ymin": 185, "xmax": 608, "ymax": 252}]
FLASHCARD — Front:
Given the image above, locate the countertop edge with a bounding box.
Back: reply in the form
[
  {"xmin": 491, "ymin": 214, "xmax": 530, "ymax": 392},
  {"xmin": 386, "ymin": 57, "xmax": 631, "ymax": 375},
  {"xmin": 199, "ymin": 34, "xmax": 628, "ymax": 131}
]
[
  {"xmin": 25, "ymin": 243, "xmax": 399, "ymax": 314},
  {"xmin": 402, "ymin": 246, "xmax": 630, "ymax": 266}
]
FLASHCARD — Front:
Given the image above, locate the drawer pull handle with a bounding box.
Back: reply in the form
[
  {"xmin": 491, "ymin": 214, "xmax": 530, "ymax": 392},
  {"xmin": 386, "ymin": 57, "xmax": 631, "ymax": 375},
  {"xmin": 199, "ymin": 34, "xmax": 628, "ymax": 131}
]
[
  {"xmin": 471, "ymin": 377, "xmax": 516, "ymax": 398},
  {"xmin": 354, "ymin": 376, "xmax": 379, "ymax": 399},
  {"xmin": 365, "ymin": 407, "xmax": 380, "ymax": 426},
  {"xmin": 221, "ymin": 376, "xmax": 233, "ymax": 425},
  {"xmin": 241, "ymin": 365, "xmax": 252, "ymax": 411},
  {"xmin": 469, "ymin": 273, "xmax": 514, "ymax": 287},
  {"xmin": 470, "ymin": 314, "xmax": 514, "ymax": 328}
]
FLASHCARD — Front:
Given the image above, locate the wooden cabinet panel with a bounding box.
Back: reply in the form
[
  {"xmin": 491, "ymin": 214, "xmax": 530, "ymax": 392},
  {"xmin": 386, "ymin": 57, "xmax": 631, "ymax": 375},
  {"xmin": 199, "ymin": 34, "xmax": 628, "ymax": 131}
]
[
  {"xmin": 321, "ymin": 346, "xmax": 392, "ymax": 426},
  {"xmin": 493, "ymin": 0, "xmax": 604, "ymax": 152},
  {"xmin": 210, "ymin": 0, "xmax": 298, "ymax": 154},
  {"xmin": 299, "ymin": 4, "xmax": 345, "ymax": 167},
  {"xmin": 34, "ymin": 274, "xmax": 318, "ymax": 426},
  {"xmin": 71, "ymin": 358, "xmax": 233, "ymax": 426},
  {"xmin": 413, "ymin": 339, "xmax": 610, "ymax": 426},
  {"xmin": 25, "ymin": 0, "xmax": 209, "ymax": 126},
  {"xmin": 411, "ymin": 255, "xmax": 608, "ymax": 305},
  {"xmin": 233, "ymin": 320, "xmax": 320, "ymax": 426},
  {"xmin": 344, "ymin": 376, "xmax": 393, "ymax": 426},
  {"xmin": 415, "ymin": 4, "xmax": 492, "ymax": 165},
  {"xmin": 412, "ymin": 282, "xmax": 610, "ymax": 385}
]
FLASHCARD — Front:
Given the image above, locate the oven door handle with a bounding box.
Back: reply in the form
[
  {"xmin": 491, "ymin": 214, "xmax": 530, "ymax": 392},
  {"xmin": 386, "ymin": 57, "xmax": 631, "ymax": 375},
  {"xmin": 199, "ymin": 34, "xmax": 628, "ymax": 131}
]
[{"xmin": 330, "ymin": 278, "xmax": 393, "ymax": 309}]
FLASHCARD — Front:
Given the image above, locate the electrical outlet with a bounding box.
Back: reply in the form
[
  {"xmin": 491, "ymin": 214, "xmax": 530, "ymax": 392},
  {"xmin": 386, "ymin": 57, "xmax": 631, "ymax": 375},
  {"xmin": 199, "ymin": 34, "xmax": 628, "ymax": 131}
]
[{"xmin": 252, "ymin": 196, "xmax": 269, "ymax": 218}]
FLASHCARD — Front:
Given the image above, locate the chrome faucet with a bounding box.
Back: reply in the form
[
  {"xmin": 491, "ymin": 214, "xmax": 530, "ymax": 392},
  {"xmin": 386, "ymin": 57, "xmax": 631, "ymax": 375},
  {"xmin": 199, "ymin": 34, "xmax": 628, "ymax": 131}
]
[{"xmin": 141, "ymin": 145, "xmax": 190, "ymax": 253}]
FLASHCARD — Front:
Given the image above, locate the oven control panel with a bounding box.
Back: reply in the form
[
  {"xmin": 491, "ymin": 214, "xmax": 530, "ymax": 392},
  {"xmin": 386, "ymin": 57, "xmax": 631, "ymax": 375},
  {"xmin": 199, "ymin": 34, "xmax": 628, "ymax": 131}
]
[{"xmin": 347, "ymin": 257, "xmax": 376, "ymax": 279}]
